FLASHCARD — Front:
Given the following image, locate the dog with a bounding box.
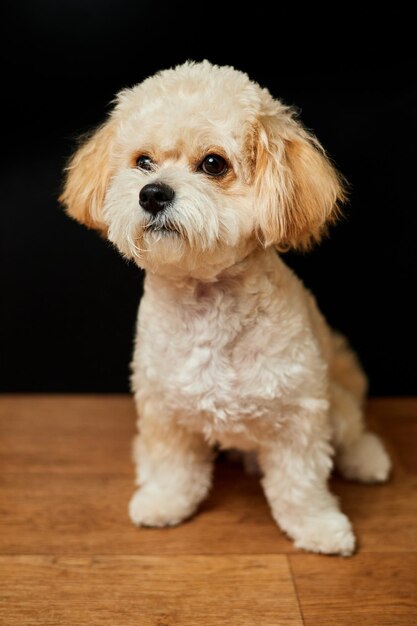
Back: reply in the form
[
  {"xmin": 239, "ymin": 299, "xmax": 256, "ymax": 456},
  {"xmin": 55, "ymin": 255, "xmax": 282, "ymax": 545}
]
[{"xmin": 60, "ymin": 60, "xmax": 391, "ymax": 555}]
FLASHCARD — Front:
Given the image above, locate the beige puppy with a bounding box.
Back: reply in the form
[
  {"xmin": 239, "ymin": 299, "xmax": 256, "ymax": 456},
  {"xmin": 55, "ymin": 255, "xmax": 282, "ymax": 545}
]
[{"xmin": 61, "ymin": 61, "xmax": 391, "ymax": 555}]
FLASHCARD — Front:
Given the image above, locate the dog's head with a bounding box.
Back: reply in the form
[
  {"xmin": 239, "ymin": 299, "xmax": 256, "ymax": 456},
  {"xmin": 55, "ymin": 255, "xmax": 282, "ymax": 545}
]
[{"xmin": 60, "ymin": 61, "xmax": 345, "ymax": 278}]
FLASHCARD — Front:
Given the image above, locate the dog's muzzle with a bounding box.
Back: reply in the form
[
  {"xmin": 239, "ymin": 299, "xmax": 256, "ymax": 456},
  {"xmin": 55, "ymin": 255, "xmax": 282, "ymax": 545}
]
[{"xmin": 139, "ymin": 182, "xmax": 175, "ymax": 215}]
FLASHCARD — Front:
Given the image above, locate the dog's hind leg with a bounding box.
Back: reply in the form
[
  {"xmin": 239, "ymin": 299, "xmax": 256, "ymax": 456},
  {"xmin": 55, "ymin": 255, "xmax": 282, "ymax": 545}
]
[{"xmin": 329, "ymin": 333, "xmax": 391, "ymax": 483}]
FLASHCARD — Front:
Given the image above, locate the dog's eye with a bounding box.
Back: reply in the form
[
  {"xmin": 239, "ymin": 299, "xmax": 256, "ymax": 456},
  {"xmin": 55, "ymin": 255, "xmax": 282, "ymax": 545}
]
[
  {"xmin": 136, "ymin": 155, "xmax": 154, "ymax": 171},
  {"xmin": 199, "ymin": 154, "xmax": 228, "ymax": 176}
]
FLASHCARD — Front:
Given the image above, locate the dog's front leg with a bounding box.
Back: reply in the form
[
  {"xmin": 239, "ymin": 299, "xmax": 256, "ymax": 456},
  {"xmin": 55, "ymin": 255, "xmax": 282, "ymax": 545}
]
[
  {"xmin": 129, "ymin": 407, "xmax": 213, "ymax": 528},
  {"xmin": 259, "ymin": 411, "xmax": 355, "ymax": 556}
]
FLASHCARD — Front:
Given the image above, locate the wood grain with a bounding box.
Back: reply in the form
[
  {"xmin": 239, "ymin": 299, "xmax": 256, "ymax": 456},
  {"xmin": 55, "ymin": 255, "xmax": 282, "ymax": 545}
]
[
  {"xmin": 289, "ymin": 552, "xmax": 417, "ymax": 626},
  {"xmin": 0, "ymin": 395, "xmax": 135, "ymax": 474},
  {"xmin": 0, "ymin": 555, "xmax": 302, "ymax": 626},
  {"xmin": 1, "ymin": 395, "xmax": 416, "ymax": 625}
]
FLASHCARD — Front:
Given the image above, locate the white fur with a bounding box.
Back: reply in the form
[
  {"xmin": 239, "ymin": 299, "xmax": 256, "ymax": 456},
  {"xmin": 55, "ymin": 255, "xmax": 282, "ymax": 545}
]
[{"xmin": 61, "ymin": 61, "xmax": 391, "ymax": 555}]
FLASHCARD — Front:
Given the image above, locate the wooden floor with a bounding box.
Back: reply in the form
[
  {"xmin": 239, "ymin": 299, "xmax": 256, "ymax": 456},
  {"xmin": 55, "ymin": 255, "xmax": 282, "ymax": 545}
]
[{"xmin": 0, "ymin": 396, "xmax": 416, "ymax": 625}]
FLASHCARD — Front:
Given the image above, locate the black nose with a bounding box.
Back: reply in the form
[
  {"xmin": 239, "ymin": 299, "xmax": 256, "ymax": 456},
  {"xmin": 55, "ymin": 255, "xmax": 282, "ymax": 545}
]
[{"xmin": 139, "ymin": 182, "xmax": 175, "ymax": 215}]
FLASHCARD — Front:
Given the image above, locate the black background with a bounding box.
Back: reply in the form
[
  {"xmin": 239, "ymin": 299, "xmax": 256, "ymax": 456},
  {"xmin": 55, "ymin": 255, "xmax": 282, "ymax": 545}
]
[{"xmin": 1, "ymin": 2, "xmax": 416, "ymax": 394}]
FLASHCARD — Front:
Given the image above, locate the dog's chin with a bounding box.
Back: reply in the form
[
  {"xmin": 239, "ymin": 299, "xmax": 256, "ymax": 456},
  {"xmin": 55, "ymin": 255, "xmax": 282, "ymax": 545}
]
[
  {"xmin": 142, "ymin": 223, "xmax": 184, "ymax": 253},
  {"xmin": 126, "ymin": 227, "xmax": 257, "ymax": 281},
  {"xmin": 144, "ymin": 219, "xmax": 181, "ymax": 238},
  {"xmin": 133, "ymin": 227, "xmax": 191, "ymax": 273}
]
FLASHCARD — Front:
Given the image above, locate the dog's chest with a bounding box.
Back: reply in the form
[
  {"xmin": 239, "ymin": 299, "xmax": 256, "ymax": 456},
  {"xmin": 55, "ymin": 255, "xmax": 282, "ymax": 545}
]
[{"xmin": 135, "ymin": 277, "xmax": 295, "ymax": 443}]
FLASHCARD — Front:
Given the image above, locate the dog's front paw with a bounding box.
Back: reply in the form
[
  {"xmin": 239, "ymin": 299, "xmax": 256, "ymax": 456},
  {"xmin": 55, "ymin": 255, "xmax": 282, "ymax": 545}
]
[
  {"xmin": 291, "ymin": 511, "xmax": 356, "ymax": 556},
  {"xmin": 128, "ymin": 486, "xmax": 197, "ymax": 528}
]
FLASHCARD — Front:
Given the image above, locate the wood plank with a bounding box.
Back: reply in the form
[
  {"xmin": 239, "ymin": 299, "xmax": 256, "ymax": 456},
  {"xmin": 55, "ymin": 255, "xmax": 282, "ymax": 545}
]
[
  {"xmin": 3, "ymin": 395, "xmax": 415, "ymax": 475},
  {"xmin": 0, "ymin": 555, "xmax": 302, "ymax": 626},
  {"xmin": 0, "ymin": 395, "xmax": 136, "ymax": 474},
  {"xmin": 290, "ymin": 552, "xmax": 417, "ymax": 626},
  {"xmin": 1, "ymin": 466, "xmax": 415, "ymax": 555}
]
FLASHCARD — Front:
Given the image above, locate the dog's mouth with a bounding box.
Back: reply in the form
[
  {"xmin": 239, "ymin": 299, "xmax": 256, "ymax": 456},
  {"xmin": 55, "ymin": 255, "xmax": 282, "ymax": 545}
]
[{"xmin": 144, "ymin": 220, "xmax": 180, "ymax": 236}]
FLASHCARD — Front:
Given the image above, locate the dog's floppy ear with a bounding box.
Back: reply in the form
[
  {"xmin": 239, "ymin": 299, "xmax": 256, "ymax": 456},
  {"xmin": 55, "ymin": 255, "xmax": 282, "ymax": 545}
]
[
  {"xmin": 252, "ymin": 111, "xmax": 346, "ymax": 250},
  {"xmin": 59, "ymin": 119, "xmax": 115, "ymax": 234}
]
